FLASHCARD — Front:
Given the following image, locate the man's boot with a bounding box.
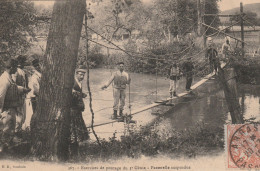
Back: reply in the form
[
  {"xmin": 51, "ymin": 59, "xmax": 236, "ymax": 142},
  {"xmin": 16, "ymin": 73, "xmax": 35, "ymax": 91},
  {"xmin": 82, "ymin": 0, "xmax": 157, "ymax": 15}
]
[
  {"xmin": 116, "ymin": 110, "xmax": 124, "ymax": 122},
  {"xmin": 111, "ymin": 110, "xmax": 117, "ymax": 120},
  {"xmin": 119, "ymin": 110, "xmax": 123, "ymax": 118}
]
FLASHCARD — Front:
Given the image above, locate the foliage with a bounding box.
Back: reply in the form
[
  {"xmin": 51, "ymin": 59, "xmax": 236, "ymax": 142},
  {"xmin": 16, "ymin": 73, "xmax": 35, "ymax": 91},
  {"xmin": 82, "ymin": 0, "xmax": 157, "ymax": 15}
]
[
  {"xmin": 88, "ymin": 0, "xmax": 144, "ymax": 40},
  {"xmin": 230, "ymin": 11, "xmax": 260, "ymax": 26},
  {"xmin": 78, "ymin": 38, "xmax": 106, "ymax": 68},
  {"xmin": 233, "ymin": 52, "xmax": 260, "ymax": 85},
  {"xmin": 79, "ymin": 123, "xmax": 224, "ymax": 162},
  {"xmin": 0, "ymin": 1, "xmax": 36, "ymax": 57},
  {"xmin": 221, "ymin": 48, "xmax": 260, "ymax": 85},
  {"xmin": 0, "ymin": 122, "xmax": 225, "ymax": 162},
  {"xmin": 204, "ymin": 0, "xmax": 221, "ymax": 35}
]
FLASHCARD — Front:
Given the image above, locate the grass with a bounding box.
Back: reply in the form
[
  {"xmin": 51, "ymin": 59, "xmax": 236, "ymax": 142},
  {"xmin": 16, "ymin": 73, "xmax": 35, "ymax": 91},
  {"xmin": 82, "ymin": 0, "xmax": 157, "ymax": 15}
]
[{"xmin": 79, "ymin": 123, "xmax": 224, "ymax": 162}]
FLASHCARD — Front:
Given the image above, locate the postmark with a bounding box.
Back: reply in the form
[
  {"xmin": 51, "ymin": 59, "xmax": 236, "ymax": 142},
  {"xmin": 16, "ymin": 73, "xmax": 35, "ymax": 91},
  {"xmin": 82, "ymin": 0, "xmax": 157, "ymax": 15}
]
[{"xmin": 226, "ymin": 124, "xmax": 260, "ymax": 169}]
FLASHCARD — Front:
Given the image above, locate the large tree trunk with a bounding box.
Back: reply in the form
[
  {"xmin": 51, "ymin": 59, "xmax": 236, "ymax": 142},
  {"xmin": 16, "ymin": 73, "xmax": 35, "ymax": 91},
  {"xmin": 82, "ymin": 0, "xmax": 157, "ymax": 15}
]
[{"xmin": 30, "ymin": 0, "xmax": 86, "ymax": 161}]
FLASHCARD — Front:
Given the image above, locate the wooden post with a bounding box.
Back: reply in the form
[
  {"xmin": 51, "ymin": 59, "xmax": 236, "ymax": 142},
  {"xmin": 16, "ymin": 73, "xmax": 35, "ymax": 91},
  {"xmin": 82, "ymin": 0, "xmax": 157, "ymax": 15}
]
[
  {"xmin": 240, "ymin": 2, "xmax": 245, "ymax": 52},
  {"xmin": 216, "ymin": 63, "xmax": 244, "ymax": 124}
]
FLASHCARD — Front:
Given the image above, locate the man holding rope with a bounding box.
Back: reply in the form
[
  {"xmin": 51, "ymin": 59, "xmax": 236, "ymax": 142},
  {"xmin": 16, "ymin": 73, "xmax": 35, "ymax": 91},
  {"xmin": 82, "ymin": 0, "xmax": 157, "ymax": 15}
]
[{"xmin": 102, "ymin": 62, "xmax": 131, "ymax": 120}]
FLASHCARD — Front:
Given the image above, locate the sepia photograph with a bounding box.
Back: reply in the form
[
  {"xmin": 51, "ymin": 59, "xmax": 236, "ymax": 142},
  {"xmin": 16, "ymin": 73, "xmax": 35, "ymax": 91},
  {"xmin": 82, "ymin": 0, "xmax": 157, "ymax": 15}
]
[{"xmin": 0, "ymin": 0, "xmax": 260, "ymax": 170}]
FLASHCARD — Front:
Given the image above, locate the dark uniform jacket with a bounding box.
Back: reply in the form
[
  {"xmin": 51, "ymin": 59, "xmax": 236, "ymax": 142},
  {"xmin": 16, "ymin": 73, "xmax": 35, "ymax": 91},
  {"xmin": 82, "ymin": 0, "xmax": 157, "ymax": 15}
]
[
  {"xmin": 71, "ymin": 79, "xmax": 85, "ymax": 112},
  {"xmin": 182, "ymin": 61, "xmax": 194, "ymax": 78}
]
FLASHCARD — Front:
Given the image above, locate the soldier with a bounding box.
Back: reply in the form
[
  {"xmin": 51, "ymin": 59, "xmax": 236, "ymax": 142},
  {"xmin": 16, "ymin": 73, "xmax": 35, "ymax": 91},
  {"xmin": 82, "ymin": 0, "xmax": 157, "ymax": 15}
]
[
  {"xmin": 182, "ymin": 57, "xmax": 194, "ymax": 92},
  {"xmin": 101, "ymin": 62, "xmax": 131, "ymax": 120},
  {"xmin": 0, "ymin": 59, "xmax": 30, "ymax": 152},
  {"xmin": 28, "ymin": 59, "xmax": 41, "ymax": 114},
  {"xmin": 69, "ymin": 65, "xmax": 89, "ymax": 158},
  {"xmin": 12, "ymin": 55, "xmax": 28, "ymax": 132},
  {"xmin": 222, "ymin": 36, "xmax": 232, "ymax": 58},
  {"xmin": 205, "ymin": 37, "xmax": 218, "ymax": 75},
  {"xmin": 168, "ymin": 63, "xmax": 181, "ymax": 97}
]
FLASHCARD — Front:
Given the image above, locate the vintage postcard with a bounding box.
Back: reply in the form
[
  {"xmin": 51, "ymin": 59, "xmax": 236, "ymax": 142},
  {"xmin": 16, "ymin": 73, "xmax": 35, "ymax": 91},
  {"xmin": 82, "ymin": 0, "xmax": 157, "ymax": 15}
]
[{"xmin": 0, "ymin": 0, "xmax": 260, "ymax": 170}]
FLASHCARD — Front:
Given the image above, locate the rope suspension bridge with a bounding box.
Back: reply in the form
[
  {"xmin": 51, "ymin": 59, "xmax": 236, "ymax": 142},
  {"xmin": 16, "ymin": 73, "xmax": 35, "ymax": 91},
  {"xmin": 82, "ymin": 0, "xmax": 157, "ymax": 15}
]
[
  {"xmin": 81, "ymin": 12, "xmax": 232, "ymax": 141},
  {"xmin": 27, "ymin": 1, "xmax": 256, "ymax": 143}
]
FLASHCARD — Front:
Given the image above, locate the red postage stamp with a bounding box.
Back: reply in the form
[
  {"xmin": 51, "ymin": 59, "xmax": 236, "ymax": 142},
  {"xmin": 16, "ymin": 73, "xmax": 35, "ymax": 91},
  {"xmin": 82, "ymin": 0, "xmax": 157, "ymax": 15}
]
[{"xmin": 226, "ymin": 124, "xmax": 260, "ymax": 169}]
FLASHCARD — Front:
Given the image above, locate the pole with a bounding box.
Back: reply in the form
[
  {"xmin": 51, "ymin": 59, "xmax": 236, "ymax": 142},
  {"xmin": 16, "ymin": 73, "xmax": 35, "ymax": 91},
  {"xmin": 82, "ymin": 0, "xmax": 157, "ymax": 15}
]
[{"xmin": 240, "ymin": 2, "xmax": 245, "ymax": 52}]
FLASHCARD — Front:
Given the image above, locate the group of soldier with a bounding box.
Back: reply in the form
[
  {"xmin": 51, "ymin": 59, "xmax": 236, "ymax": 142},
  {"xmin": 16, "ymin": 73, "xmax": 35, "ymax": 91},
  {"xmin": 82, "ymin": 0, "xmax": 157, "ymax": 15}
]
[
  {"xmin": 168, "ymin": 36, "xmax": 232, "ymax": 98},
  {"xmin": 0, "ymin": 55, "xmax": 41, "ymax": 152},
  {"xmin": 0, "ymin": 55, "xmax": 92, "ymax": 156}
]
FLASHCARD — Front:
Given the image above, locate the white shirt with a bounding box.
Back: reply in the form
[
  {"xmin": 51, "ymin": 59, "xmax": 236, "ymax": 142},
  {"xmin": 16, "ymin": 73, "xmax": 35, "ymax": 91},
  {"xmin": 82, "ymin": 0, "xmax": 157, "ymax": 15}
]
[
  {"xmin": 75, "ymin": 77, "xmax": 82, "ymax": 89},
  {"xmin": 105, "ymin": 70, "xmax": 130, "ymax": 88},
  {"xmin": 28, "ymin": 70, "xmax": 41, "ymax": 98}
]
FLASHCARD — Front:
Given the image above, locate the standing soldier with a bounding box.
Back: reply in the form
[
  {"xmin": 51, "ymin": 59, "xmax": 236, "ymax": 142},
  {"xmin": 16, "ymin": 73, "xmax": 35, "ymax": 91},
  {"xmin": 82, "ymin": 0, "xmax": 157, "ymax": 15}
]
[
  {"xmin": 222, "ymin": 36, "xmax": 231, "ymax": 58},
  {"xmin": 101, "ymin": 62, "xmax": 131, "ymax": 120},
  {"xmin": 28, "ymin": 59, "xmax": 41, "ymax": 114},
  {"xmin": 182, "ymin": 57, "xmax": 194, "ymax": 92},
  {"xmin": 12, "ymin": 55, "xmax": 28, "ymax": 132},
  {"xmin": 0, "ymin": 59, "xmax": 30, "ymax": 152},
  {"xmin": 69, "ymin": 65, "xmax": 89, "ymax": 158},
  {"xmin": 168, "ymin": 63, "xmax": 181, "ymax": 98},
  {"xmin": 205, "ymin": 37, "xmax": 218, "ymax": 75}
]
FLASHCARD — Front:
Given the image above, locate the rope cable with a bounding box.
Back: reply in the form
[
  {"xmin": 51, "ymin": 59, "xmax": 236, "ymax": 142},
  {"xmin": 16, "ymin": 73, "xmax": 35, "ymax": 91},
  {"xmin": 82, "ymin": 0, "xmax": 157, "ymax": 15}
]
[{"xmin": 84, "ymin": 12, "xmax": 101, "ymax": 146}]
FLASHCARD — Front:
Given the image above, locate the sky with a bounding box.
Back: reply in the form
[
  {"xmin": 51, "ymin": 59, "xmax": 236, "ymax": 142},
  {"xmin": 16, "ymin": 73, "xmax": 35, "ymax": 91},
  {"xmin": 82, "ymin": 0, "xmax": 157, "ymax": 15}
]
[
  {"xmin": 34, "ymin": 0, "xmax": 260, "ymax": 12},
  {"xmin": 218, "ymin": 0, "xmax": 260, "ymax": 11}
]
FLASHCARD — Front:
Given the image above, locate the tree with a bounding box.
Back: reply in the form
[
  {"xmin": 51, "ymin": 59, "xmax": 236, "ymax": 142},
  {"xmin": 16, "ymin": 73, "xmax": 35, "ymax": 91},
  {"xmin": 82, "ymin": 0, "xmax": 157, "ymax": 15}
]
[
  {"xmin": 230, "ymin": 11, "xmax": 259, "ymax": 26},
  {"xmin": 0, "ymin": 1, "xmax": 36, "ymax": 58},
  {"xmin": 88, "ymin": 0, "xmax": 145, "ymax": 40},
  {"xmin": 204, "ymin": 0, "xmax": 221, "ymax": 35},
  {"xmin": 30, "ymin": 0, "xmax": 86, "ymax": 161},
  {"xmin": 153, "ymin": 0, "xmax": 197, "ymax": 41}
]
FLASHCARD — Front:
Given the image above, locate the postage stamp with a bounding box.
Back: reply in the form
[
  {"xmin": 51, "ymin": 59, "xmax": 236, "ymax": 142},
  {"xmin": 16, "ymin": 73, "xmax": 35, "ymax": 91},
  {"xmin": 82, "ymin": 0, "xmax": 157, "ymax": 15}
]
[{"xmin": 226, "ymin": 124, "xmax": 260, "ymax": 169}]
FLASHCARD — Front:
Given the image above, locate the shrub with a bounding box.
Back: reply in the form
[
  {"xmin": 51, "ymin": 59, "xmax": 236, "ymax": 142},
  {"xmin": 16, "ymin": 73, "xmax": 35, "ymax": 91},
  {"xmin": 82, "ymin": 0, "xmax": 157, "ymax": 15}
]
[
  {"xmin": 78, "ymin": 43, "xmax": 105, "ymax": 68},
  {"xmin": 79, "ymin": 123, "xmax": 224, "ymax": 162},
  {"xmin": 230, "ymin": 48, "xmax": 260, "ymax": 85}
]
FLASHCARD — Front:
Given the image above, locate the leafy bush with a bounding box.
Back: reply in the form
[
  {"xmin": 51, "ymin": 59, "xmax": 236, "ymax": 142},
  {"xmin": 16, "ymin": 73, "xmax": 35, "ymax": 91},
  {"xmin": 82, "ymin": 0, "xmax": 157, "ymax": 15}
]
[
  {"xmin": 79, "ymin": 123, "xmax": 224, "ymax": 162},
  {"xmin": 78, "ymin": 43, "xmax": 105, "ymax": 68},
  {"xmin": 229, "ymin": 48, "xmax": 260, "ymax": 85}
]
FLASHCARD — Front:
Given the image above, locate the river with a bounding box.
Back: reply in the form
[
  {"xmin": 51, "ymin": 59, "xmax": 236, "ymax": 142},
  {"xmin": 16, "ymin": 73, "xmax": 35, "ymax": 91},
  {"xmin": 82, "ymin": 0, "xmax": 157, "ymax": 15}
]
[{"xmin": 79, "ymin": 68, "xmax": 260, "ymax": 140}]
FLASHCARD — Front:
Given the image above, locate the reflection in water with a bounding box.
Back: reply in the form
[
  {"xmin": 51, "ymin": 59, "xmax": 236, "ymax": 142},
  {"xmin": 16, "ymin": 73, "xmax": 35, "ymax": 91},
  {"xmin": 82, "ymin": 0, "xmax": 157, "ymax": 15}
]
[
  {"xmin": 157, "ymin": 84, "xmax": 260, "ymax": 133},
  {"xmin": 240, "ymin": 85, "xmax": 260, "ymax": 121}
]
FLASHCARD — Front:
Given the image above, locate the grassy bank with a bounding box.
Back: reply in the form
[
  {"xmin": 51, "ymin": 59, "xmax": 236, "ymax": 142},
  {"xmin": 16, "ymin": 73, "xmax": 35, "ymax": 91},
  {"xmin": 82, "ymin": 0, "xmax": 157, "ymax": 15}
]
[
  {"xmin": 79, "ymin": 123, "xmax": 224, "ymax": 163},
  {"xmin": 0, "ymin": 123, "xmax": 224, "ymax": 163}
]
